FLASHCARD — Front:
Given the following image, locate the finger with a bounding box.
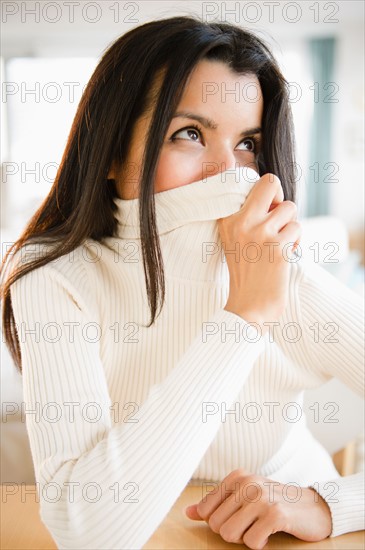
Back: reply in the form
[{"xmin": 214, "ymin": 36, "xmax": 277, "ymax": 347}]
[
  {"xmin": 268, "ymin": 202, "xmax": 279, "ymax": 213},
  {"xmin": 206, "ymin": 492, "xmax": 244, "ymax": 534},
  {"xmin": 243, "ymin": 513, "xmax": 282, "ymax": 550},
  {"xmin": 266, "ymin": 200, "xmax": 297, "ymax": 233},
  {"xmin": 184, "ymin": 504, "xmax": 203, "ymax": 520},
  {"xmin": 267, "ymin": 195, "xmax": 285, "ymax": 213},
  {"xmin": 197, "ymin": 481, "xmax": 236, "ymax": 520},
  {"xmin": 197, "ymin": 471, "xmax": 250, "ymax": 520},
  {"xmin": 218, "ymin": 503, "xmax": 260, "ymax": 544},
  {"xmin": 279, "ymin": 220, "xmax": 302, "ymax": 247},
  {"xmin": 240, "ymin": 173, "xmax": 284, "ymax": 218}
]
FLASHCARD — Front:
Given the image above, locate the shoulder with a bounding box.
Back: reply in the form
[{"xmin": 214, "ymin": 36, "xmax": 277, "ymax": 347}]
[{"xmin": 9, "ymin": 239, "xmax": 102, "ymax": 319}]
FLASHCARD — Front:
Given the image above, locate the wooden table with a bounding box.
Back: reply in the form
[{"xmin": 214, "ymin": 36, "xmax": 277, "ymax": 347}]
[{"xmin": 1, "ymin": 484, "xmax": 364, "ymax": 549}]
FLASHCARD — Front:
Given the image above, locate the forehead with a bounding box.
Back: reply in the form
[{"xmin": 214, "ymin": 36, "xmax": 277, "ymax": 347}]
[
  {"xmin": 176, "ymin": 59, "xmax": 263, "ymax": 120},
  {"xmin": 187, "ymin": 58, "xmax": 258, "ymax": 82}
]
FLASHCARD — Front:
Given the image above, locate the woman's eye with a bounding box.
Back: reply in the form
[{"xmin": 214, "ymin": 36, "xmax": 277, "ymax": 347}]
[
  {"xmin": 237, "ymin": 138, "xmax": 256, "ymax": 152},
  {"xmin": 170, "ymin": 127, "xmax": 202, "ymax": 142},
  {"xmin": 170, "ymin": 128, "xmax": 258, "ymax": 153}
]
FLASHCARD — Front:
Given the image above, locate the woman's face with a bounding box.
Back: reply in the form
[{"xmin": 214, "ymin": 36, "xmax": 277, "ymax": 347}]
[{"xmin": 112, "ymin": 59, "xmax": 264, "ymax": 199}]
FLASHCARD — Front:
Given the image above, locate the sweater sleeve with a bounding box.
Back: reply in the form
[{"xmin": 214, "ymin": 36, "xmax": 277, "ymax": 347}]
[
  {"xmin": 10, "ymin": 257, "xmax": 266, "ymax": 550},
  {"xmin": 296, "ymin": 259, "xmax": 365, "ymax": 537}
]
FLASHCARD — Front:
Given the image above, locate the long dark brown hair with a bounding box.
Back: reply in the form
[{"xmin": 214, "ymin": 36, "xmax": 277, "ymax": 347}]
[{"xmin": 1, "ymin": 15, "xmax": 296, "ymax": 373}]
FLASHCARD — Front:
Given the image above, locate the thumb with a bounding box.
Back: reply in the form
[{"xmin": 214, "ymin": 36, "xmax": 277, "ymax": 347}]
[{"xmin": 184, "ymin": 504, "xmax": 203, "ymax": 520}]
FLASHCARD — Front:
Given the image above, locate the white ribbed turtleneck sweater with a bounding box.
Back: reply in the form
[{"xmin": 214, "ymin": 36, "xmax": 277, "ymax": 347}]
[{"xmin": 10, "ymin": 167, "xmax": 364, "ymax": 549}]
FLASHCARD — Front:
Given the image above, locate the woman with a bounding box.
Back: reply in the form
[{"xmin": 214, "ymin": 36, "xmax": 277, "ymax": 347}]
[{"xmin": 1, "ymin": 15, "xmax": 364, "ymax": 550}]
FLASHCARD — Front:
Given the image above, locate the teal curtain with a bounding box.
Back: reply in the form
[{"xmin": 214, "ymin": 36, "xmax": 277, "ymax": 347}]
[{"xmin": 307, "ymin": 37, "xmax": 336, "ymax": 216}]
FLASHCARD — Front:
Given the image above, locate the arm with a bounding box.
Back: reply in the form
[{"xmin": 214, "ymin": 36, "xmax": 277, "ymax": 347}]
[
  {"xmin": 183, "ymin": 259, "xmax": 364, "ymax": 546},
  {"xmin": 310, "ymin": 471, "xmax": 365, "ymax": 537},
  {"xmin": 10, "ymin": 257, "xmax": 266, "ymax": 550},
  {"xmin": 296, "ymin": 258, "xmax": 364, "ymax": 536}
]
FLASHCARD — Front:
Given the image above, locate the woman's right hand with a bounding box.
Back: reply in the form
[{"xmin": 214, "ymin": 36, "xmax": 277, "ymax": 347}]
[{"xmin": 217, "ymin": 173, "xmax": 301, "ymax": 332}]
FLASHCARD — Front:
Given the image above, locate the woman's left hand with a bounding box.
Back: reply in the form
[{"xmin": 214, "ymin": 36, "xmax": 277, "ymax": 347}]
[{"xmin": 184, "ymin": 469, "xmax": 332, "ymax": 549}]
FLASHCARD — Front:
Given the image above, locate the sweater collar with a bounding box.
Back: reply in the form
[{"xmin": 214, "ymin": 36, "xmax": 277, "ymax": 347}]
[{"xmin": 113, "ymin": 166, "xmax": 260, "ymax": 239}]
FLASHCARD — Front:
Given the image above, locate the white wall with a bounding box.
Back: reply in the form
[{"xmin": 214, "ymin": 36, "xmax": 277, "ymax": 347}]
[{"xmin": 331, "ymin": 23, "xmax": 364, "ymax": 231}]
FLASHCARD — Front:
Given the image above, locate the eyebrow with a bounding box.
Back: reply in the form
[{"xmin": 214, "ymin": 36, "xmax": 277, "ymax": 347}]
[{"xmin": 172, "ymin": 111, "xmax": 262, "ymax": 137}]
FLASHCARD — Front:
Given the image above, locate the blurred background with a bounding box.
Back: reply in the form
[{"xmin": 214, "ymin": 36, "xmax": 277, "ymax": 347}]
[{"xmin": 1, "ymin": 1, "xmax": 364, "ymax": 484}]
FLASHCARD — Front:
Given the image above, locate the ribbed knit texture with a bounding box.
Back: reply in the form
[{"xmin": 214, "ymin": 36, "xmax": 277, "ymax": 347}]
[{"xmin": 9, "ymin": 167, "xmax": 364, "ymax": 548}]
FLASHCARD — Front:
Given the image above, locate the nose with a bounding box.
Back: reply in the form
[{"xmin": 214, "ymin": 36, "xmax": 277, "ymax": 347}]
[{"xmin": 201, "ymin": 148, "xmax": 240, "ymax": 181}]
